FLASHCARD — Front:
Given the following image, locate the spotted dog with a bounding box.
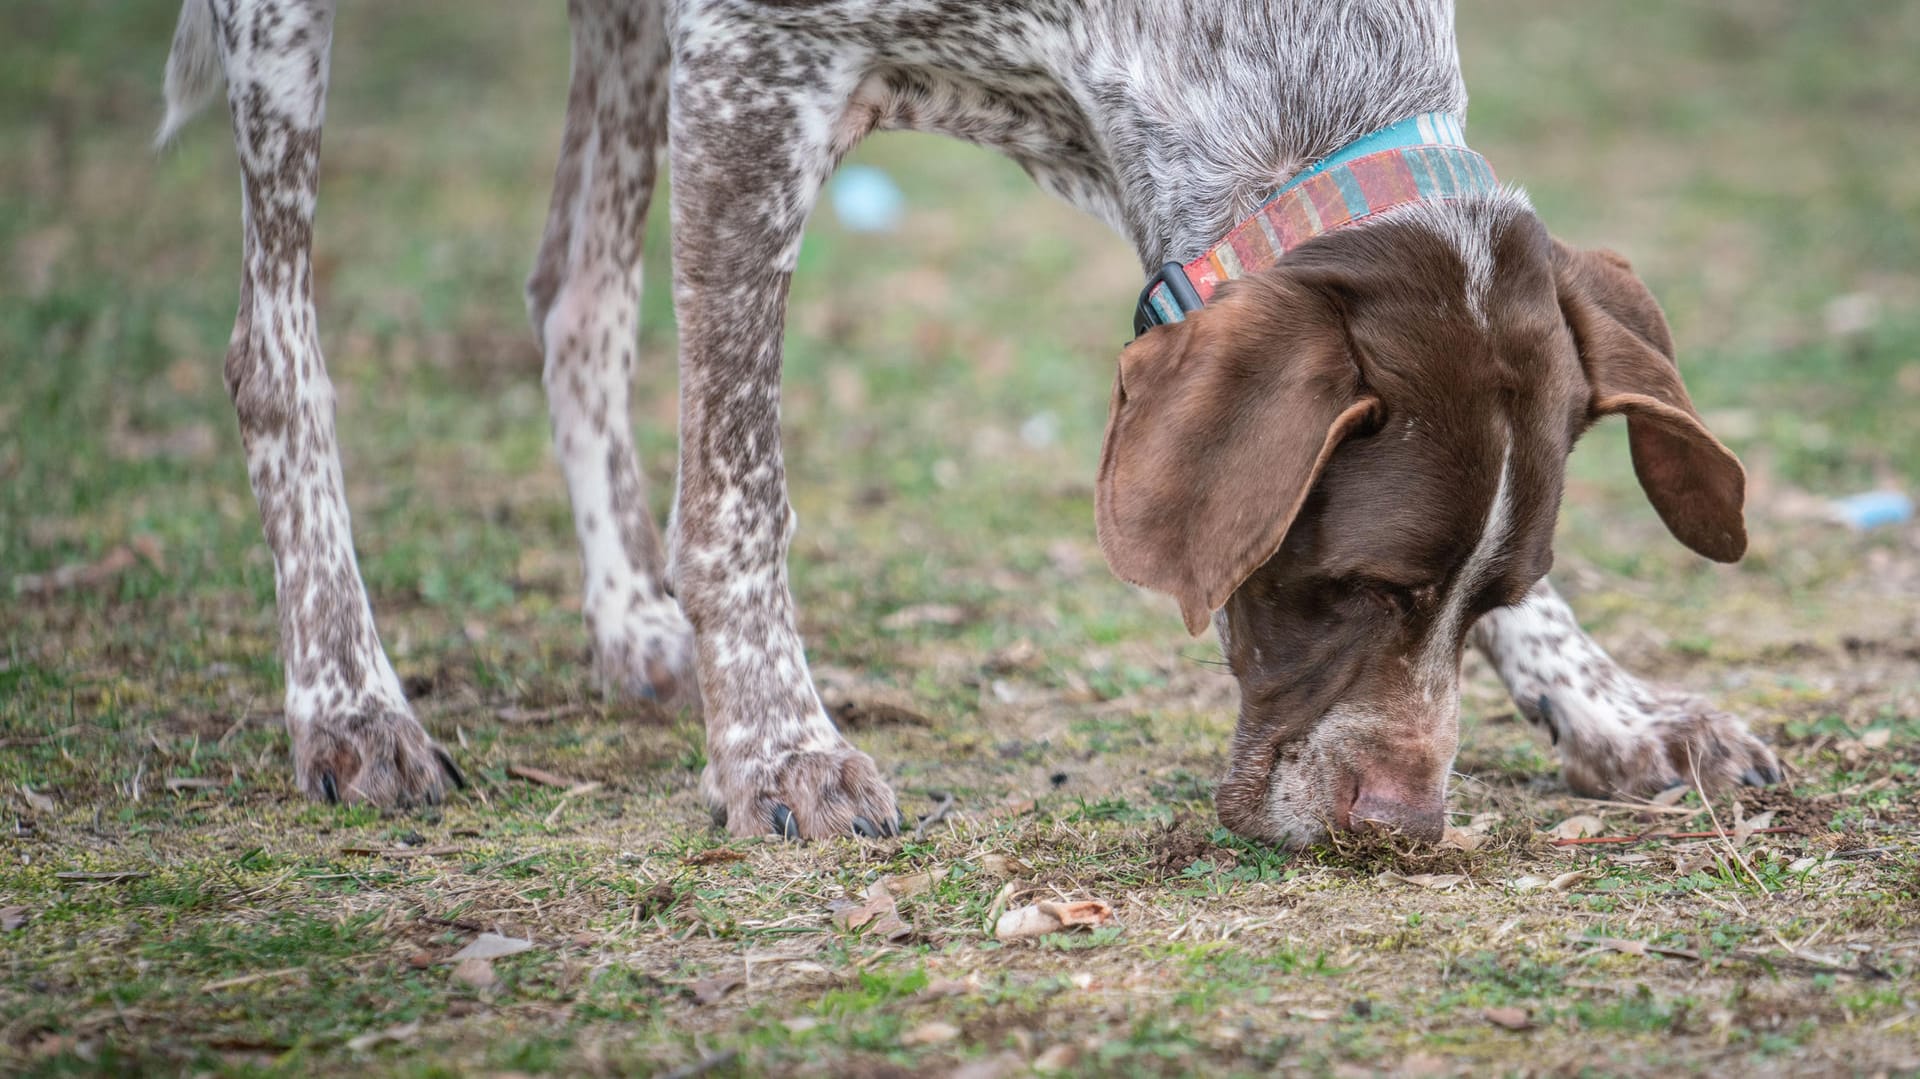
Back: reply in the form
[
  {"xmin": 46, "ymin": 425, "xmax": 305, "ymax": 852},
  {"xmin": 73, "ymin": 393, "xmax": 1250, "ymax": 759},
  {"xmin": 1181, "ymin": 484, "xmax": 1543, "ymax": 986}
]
[{"xmin": 159, "ymin": 0, "xmax": 1778, "ymax": 844}]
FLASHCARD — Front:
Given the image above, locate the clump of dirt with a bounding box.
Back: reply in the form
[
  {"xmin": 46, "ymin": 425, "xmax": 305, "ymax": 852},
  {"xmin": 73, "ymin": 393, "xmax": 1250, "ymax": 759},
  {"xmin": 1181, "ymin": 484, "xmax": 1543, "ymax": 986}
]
[
  {"xmin": 1736, "ymin": 786, "xmax": 1828, "ymax": 834},
  {"xmin": 1312, "ymin": 829, "xmax": 1478, "ymax": 878},
  {"xmin": 1149, "ymin": 819, "xmax": 1237, "ymax": 879}
]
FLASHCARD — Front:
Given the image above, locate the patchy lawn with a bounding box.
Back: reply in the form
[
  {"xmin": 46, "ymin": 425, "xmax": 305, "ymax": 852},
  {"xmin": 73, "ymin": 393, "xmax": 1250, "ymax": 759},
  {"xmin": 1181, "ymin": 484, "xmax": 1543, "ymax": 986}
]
[{"xmin": 3, "ymin": 1, "xmax": 1918, "ymax": 1075}]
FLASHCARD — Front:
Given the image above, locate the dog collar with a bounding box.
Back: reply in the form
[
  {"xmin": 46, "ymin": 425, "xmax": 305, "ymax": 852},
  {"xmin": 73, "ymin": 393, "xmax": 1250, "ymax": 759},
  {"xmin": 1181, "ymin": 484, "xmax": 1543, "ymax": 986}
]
[{"xmin": 1134, "ymin": 113, "xmax": 1499, "ymax": 336}]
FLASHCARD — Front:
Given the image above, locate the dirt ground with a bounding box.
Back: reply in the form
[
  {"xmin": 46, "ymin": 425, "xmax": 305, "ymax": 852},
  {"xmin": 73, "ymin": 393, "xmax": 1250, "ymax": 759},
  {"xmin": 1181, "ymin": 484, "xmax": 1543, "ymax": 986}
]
[{"xmin": 3, "ymin": 2, "xmax": 1918, "ymax": 1075}]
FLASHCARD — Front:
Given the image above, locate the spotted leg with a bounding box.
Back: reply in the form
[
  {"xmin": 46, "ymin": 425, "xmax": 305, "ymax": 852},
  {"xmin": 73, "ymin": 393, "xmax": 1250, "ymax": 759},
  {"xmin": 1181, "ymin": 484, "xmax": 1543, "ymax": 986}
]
[
  {"xmin": 1471, "ymin": 579, "xmax": 1780, "ymax": 796},
  {"xmin": 666, "ymin": 25, "xmax": 897, "ymax": 840},
  {"xmin": 201, "ymin": 0, "xmax": 458, "ymax": 805},
  {"xmin": 527, "ymin": 0, "xmax": 696, "ymax": 707}
]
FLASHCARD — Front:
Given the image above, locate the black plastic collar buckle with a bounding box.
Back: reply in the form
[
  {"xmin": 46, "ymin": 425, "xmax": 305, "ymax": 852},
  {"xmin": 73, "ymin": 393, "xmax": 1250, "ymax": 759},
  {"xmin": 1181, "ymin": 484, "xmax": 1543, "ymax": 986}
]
[{"xmin": 1132, "ymin": 261, "xmax": 1204, "ymax": 338}]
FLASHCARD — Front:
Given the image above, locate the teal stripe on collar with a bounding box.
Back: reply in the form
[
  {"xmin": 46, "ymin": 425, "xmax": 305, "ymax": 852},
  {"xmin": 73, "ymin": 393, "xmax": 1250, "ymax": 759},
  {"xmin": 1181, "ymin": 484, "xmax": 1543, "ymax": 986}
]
[{"xmin": 1269, "ymin": 112, "xmax": 1469, "ymax": 202}]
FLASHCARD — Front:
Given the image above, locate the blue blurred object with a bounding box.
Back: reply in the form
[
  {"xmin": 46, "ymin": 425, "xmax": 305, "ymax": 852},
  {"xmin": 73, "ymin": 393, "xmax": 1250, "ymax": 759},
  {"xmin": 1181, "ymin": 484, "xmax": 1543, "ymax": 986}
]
[
  {"xmin": 1827, "ymin": 490, "xmax": 1914, "ymax": 530},
  {"xmin": 830, "ymin": 165, "xmax": 904, "ymax": 232}
]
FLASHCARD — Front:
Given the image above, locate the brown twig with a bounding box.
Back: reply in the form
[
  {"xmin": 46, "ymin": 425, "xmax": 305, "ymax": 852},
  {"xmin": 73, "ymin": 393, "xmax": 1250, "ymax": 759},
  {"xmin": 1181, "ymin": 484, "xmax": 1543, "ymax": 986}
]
[{"xmin": 1552, "ymin": 826, "xmax": 1797, "ymax": 848}]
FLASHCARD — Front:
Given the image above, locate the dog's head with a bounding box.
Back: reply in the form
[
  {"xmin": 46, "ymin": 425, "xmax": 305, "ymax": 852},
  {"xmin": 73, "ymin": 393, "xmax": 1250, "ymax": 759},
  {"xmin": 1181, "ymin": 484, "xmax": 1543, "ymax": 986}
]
[{"xmin": 1097, "ymin": 201, "xmax": 1744, "ymax": 847}]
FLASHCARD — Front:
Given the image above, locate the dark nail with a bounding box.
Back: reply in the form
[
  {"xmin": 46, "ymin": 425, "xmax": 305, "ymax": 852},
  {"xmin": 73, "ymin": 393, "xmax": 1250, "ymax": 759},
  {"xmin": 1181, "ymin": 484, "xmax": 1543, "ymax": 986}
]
[
  {"xmin": 435, "ymin": 746, "xmax": 467, "ymax": 789},
  {"xmin": 1535, "ymin": 695, "xmax": 1559, "ymax": 745},
  {"xmin": 852, "ymin": 816, "xmax": 878, "ymax": 839},
  {"xmin": 320, "ymin": 771, "xmax": 339, "ymax": 805},
  {"xmin": 709, "ymin": 803, "xmax": 728, "ymax": 829},
  {"xmin": 893, "ymin": 811, "xmax": 907, "ymax": 837},
  {"xmin": 1740, "ymin": 767, "xmax": 1765, "ymax": 787},
  {"xmin": 771, "ymin": 803, "xmax": 799, "ymax": 840}
]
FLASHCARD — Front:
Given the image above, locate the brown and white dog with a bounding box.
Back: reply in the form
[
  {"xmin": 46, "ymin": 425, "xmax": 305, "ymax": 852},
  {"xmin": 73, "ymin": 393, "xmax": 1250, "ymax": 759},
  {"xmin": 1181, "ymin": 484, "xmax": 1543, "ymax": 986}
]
[{"xmin": 159, "ymin": 0, "xmax": 1779, "ymax": 846}]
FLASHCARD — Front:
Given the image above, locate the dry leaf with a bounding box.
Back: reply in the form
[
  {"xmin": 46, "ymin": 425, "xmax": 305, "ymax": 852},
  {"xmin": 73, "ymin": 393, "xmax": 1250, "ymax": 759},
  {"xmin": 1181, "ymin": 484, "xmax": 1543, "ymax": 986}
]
[
  {"xmin": 1438, "ymin": 827, "xmax": 1485, "ymax": 852},
  {"xmin": 690, "ymin": 974, "xmax": 743, "ymax": 1006},
  {"xmin": 994, "ymin": 899, "xmax": 1114, "ymax": 941},
  {"xmin": 1650, "ymin": 785, "xmax": 1690, "ymax": 807},
  {"xmin": 1288, "ymin": 1008, "xmax": 1338, "ymax": 1021},
  {"xmin": 18, "ymin": 785, "xmax": 55, "ymax": 813},
  {"xmin": 1398, "ymin": 1052, "xmax": 1453, "ymax": 1077},
  {"xmin": 1546, "ymin": 870, "xmax": 1596, "ymax": 892},
  {"xmin": 1548, "ymin": 814, "xmax": 1604, "ymax": 840},
  {"xmin": 684, "ymin": 848, "xmax": 748, "ymax": 866},
  {"xmin": 979, "ymin": 854, "xmax": 1031, "ymax": 876},
  {"xmin": 879, "ymin": 867, "xmax": 946, "ymax": 898},
  {"xmin": 1584, "ymin": 936, "xmax": 1698, "ymax": 961},
  {"xmin": 450, "ymin": 957, "xmax": 497, "ymax": 989},
  {"xmin": 506, "ymin": 764, "xmax": 577, "ymax": 788},
  {"xmin": 11, "ymin": 538, "xmax": 161, "ymax": 596},
  {"xmin": 1734, "ymin": 810, "xmax": 1776, "ymax": 847},
  {"xmin": 901, "ymin": 1021, "xmax": 960, "ymax": 1046},
  {"xmin": 831, "ymin": 882, "xmax": 912, "ymax": 941},
  {"xmin": 782, "ymin": 1017, "xmax": 822, "ymax": 1033},
  {"xmin": 1381, "ymin": 872, "xmax": 1467, "ymax": 890},
  {"xmin": 1032, "ymin": 1045, "xmax": 1078, "ymax": 1074},
  {"xmin": 346, "ymin": 1020, "xmax": 421, "ymax": 1052},
  {"xmin": 448, "ymin": 932, "xmax": 533, "ymax": 962},
  {"xmin": 1483, "ymin": 1006, "xmax": 1531, "ymax": 1031},
  {"xmin": 1859, "ymin": 728, "xmax": 1892, "ymax": 750},
  {"xmin": 1, "ymin": 906, "xmax": 28, "ymax": 932}
]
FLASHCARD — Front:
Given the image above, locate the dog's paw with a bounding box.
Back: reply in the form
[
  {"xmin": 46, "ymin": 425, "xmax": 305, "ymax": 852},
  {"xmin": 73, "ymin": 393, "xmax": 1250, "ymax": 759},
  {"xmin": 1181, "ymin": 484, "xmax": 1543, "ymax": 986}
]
[
  {"xmin": 588, "ymin": 591, "xmax": 701, "ymax": 712},
  {"xmin": 293, "ymin": 709, "xmax": 464, "ymax": 807},
  {"xmin": 702, "ymin": 742, "xmax": 900, "ymax": 841},
  {"xmin": 1554, "ymin": 688, "xmax": 1781, "ymax": 798}
]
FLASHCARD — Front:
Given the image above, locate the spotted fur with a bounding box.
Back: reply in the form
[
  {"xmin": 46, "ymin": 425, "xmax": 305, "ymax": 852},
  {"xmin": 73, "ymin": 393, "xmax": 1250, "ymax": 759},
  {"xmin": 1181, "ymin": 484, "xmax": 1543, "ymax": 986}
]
[{"xmin": 162, "ymin": 0, "xmax": 1773, "ymax": 842}]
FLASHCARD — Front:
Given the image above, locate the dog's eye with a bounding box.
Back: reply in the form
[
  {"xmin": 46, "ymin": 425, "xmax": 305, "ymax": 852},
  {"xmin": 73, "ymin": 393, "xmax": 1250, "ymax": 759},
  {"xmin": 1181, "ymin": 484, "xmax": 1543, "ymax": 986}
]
[{"xmin": 1356, "ymin": 579, "xmax": 1418, "ymax": 618}]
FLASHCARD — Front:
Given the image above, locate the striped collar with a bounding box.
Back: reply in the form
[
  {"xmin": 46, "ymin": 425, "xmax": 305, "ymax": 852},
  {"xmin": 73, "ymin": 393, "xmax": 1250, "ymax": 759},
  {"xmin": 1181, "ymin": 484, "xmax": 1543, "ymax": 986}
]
[{"xmin": 1134, "ymin": 113, "xmax": 1498, "ymax": 336}]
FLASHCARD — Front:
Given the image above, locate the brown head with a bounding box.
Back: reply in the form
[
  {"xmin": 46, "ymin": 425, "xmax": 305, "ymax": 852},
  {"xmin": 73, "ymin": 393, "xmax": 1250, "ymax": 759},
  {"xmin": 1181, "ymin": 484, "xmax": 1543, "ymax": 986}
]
[{"xmin": 1097, "ymin": 198, "xmax": 1745, "ymax": 847}]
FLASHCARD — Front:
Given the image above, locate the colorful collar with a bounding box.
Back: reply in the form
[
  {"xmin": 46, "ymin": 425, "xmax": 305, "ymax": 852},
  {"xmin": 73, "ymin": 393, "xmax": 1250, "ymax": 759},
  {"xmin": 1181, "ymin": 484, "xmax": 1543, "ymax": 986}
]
[{"xmin": 1133, "ymin": 112, "xmax": 1499, "ymax": 336}]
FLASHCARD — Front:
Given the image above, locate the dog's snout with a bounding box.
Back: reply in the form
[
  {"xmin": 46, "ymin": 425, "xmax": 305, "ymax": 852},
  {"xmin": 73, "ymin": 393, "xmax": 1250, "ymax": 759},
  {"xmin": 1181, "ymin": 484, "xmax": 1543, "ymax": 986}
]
[{"xmin": 1345, "ymin": 786, "xmax": 1445, "ymax": 842}]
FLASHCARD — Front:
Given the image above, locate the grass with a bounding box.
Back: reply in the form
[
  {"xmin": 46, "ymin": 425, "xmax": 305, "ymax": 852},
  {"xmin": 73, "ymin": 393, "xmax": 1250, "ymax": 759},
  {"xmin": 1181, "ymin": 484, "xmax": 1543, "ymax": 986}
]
[{"xmin": 4, "ymin": 0, "xmax": 1919, "ymax": 1075}]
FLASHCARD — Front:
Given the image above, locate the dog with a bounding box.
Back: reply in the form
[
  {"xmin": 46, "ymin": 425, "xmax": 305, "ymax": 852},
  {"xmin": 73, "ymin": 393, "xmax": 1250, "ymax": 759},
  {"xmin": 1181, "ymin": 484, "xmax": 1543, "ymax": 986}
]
[{"xmin": 159, "ymin": 0, "xmax": 1780, "ymax": 845}]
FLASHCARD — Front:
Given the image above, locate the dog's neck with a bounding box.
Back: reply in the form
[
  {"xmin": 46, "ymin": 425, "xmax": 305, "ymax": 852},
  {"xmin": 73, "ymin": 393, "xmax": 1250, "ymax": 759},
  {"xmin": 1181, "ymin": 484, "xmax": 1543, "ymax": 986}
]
[{"xmin": 1077, "ymin": 2, "xmax": 1469, "ymax": 267}]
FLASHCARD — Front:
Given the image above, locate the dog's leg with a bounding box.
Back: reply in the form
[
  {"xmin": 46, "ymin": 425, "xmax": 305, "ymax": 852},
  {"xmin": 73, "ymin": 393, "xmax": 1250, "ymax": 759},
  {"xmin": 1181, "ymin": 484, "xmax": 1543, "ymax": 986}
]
[
  {"xmin": 203, "ymin": 0, "xmax": 457, "ymax": 804},
  {"xmin": 666, "ymin": 36, "xmax": 898, "ymax": 840},
  {"xmin": 1471, "ymin": 580, "xmax": 1780, "ymax": 796},
  {"xmin": 527, "ymin": 0, "xmax": 695, "ymax": 707}
]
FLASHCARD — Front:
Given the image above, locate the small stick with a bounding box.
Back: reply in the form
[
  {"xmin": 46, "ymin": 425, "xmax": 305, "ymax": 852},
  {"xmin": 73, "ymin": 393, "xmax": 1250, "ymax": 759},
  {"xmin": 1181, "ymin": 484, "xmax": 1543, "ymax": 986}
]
[
  {"xmin": 1552, "ymin": 826, "xmax": 1797, "ymax": 847},
  {"xmin": 913, "ymin": 791, "xmax": 956, "ymax": 840},
  {"xmin": 1688, "ymin": 747, "xmax": 1768, "ymax": 892}
]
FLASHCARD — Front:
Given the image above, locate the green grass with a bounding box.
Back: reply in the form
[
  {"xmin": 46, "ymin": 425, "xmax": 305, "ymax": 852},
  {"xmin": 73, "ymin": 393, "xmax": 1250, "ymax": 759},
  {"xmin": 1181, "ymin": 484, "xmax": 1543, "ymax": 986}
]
[{"xmin": 4, "ymin": 0, "xmax": 1919, "ymax": 1075}]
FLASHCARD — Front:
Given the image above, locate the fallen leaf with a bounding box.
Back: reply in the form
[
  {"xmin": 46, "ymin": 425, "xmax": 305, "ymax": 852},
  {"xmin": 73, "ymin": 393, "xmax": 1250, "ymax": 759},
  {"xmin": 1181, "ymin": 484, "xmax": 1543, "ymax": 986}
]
[
  {"xmin": 1483, "ymin": 1006, "xmax": 1532, "ymax": 1030},
  {"xmin": 1, "ymin": 906, "xmax": 28, "ymax": 931},
  {"xmin": 1548, "ymin": 814, "xmax": 1604, "ymax": 840},
  {"xmin": 831, "ymin": 882, "xmax": 912, "ymax": 942},
  {"xmin": 918, "ymin": 976, "xmax": 977, "ymax": 1000},
  {"xmin": 1438, "ymin": 826, "xmax": 1485, "ymax": 852},
  {"xmin": 1583, "ymin": 936, "xmax": 1699, "ymax": 961},
  {"xmin": 448, "ymin": 932, "xmax": 534, "ymax": 962},
  {"xmin": 1859, "ymin": 728, "xmax": 1892, "ymax": 750},
  {"xmin": 1397, "ymin": 1052, "xmax": 1452, "ymax": 1077},
  {"xmin": 690, "ymin": 973, "xmax": 743, "ymax": 1006},
  {"xmin": 782, "ymin": 1016, "xmax": 822, "ymax": 1033},
  {"xmin": 18, "ymin": 785, "xmax": 54, "ymax": 813},
  {"xmin": 1381, "ymin": 872, "xmax": 1467, "ymax": 891},
  {"xmin": 879, "ymin": 867, "xmax": 947, "ymax": 898},
  {"xmin": 1287, "ymin": 1008, "xmax": 1339, "ymax": 1021},
  {"xmin": 1509, "ymin": 875, "xmax": 1551, "ymax": 893},
  {"xmin": 979, "ymin": 854, "xmax": 1031, "ymax": 877},
  {"xmin": 55, "ymin": 870, "xmax": 150, "ymax": 884},
  {"xmin": 200, "ymin": 967, "xmax": 305, "ymax": 992},
  {"xmin": 684, "ymin": 848, "xmax": 748, "ymax": 866},
  {"xmin": 1734, "ymin": 810, "xmax": 1776, "ymax": 847},
  {"xmin": 1032, "ymin": 1044, "xmax": 1078, "ymax": 1073},
  {"xmin": 901, "ymin": 1020, "xmax": 960, "ymax": 1046},
  {"xmin": 449, "ymin": 957, "xmax": 497, "ymax": 990},
  {"xmin": 1546, "ymin": 869, "xmax": 1596, "ymax": 892},
  {"xmin": 346, "ymin": 1020, "xmax": 421, "ymax": 1052},
  {"xmin": 994, "ymin": 899, "xmax": 1114, "ymax": 941},
  {"xmin": 1650, "ymin": 785, "xmax": 1690, "ymax": 807},
  {"xmin": 506, "ymin": 764, "xmax": 578, "ymax": 788}
]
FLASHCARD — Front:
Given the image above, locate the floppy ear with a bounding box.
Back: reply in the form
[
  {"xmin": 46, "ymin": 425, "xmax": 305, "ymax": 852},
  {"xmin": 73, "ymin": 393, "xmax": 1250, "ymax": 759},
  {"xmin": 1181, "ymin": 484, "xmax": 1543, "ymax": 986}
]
[
  {"xmin": 1554, "ymin": 242, "xmax": 1747, "ymax": 562},
  {"xmin": 1096, "ymin": 275, "xmax": 1380, "ymax": 636}
]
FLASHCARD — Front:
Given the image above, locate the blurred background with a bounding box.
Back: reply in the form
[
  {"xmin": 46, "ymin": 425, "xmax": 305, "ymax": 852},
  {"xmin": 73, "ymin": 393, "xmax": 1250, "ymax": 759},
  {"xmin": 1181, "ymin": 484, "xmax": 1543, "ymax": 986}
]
[{"xmin": 3, "ymin": 3, "xmax": 1919, "ymax": 1072}]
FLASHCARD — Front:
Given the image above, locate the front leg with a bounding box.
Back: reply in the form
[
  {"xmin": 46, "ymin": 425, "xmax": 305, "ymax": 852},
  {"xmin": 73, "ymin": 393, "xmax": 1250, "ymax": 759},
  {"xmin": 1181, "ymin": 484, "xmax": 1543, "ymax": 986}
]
[
  {"xmin": 1471, "ymin": 580, "xmax": 1781, "ymax": 796},
  {"xmin": 666, "ymin": 35, "xmax": 897, "ymax": 840}
]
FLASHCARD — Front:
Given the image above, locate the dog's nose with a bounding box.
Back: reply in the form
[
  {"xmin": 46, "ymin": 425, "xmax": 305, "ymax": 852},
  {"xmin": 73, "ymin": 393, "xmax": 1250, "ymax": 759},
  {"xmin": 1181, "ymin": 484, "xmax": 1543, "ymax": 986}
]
[{"xmin": 1346, "ymin": 788, "xmax": 1445, "ymax": 842}]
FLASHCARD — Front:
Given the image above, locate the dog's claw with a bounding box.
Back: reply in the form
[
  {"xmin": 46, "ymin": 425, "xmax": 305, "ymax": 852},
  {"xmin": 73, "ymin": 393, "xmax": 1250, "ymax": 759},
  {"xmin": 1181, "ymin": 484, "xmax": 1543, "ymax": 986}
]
[
  {"xmin": 320, "ymin": 770, "xmax": 339, "ymax": 805},
  {"xmin": 852, "ymin": 816, "xmax": 879, "ymax": 839},
  {"xmin": 770, "ymin": 803, "xmax": 800, "ymax": 840},
  {"xmin": 434, "ymin": 746, "xmax": 467, "ymax": 790}
]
